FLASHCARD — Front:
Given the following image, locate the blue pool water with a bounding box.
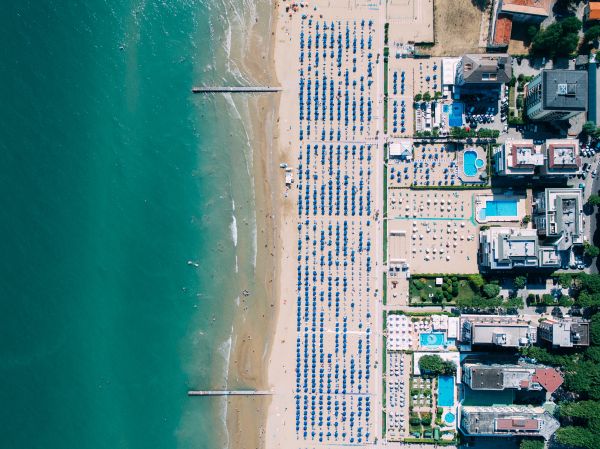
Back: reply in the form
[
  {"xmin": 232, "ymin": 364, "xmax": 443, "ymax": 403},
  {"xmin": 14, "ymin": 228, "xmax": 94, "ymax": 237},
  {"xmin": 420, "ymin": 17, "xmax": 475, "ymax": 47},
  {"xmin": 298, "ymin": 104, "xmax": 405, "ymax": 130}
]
[
  {"xmin": 483, "ymin": 200, "xmax": 518, "ymax": 218},
  {"xmin": 438, "ymin": 376, "xmax": 455, "ymax": 407},
  {"xmin": 449, "ymin": 103, "xmax": 463, "ymax": 127},
  {"xmin": 420, "ymin": 332, "xmax": 445, "ymax": 347},
  {"xmin": 444, "ymin": 412, "xmax": 456, "ymax": 424},
  {"xmin": 463, "ymin": 150, "xmax": 484, "ymax": 177}
]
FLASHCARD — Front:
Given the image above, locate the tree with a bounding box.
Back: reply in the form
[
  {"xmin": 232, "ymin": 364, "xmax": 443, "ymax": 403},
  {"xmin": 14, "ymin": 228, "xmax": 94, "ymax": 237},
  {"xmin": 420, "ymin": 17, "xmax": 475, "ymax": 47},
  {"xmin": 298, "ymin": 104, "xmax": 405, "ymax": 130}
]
[
  {"xmin": 560, "ymin": 400, "xmax": 600, "ymax": 420},
  {"xmin": 422, "ymin": 91, "xmax": 432, "ymax": 102},
  {"xmin": 580, "ymin": 273, "xmax": 600, "ymax": 294},
  {"xmin": 531, "ymin": 18, "xmax": 581, "ymax": 58},
  {"xmin": 558, "ymin": 273, "xmax": 573, "ymax": 288},
  {"xmin": 482, "ymin": 283, "xmax": 501, "ymax": 298},
  {"xmin": 583, "ymin": 121, "xmax": 598, "ymax": 136},
  {"xmin": 584, "ymin": 25, "xmax": 600, "ymax": 44},
  {"xmin": 586, "ymin": 346, "xmax": 600, "ymax": 363},
  {"xmin": 542, "ymin": 293, "xmax": 555, "ymax": 305},
  {"xmin": 531, "ymin": 22, "xmax": 563, "ymax": 57},
  {"xmin": 560, "ymin": 16, "xmax": 582, "ymax": 35},
  {"xmin": 564, "ymin": 360, "xmax": 600, "ymax": 400},
  {"xmin": 591, "ymin": 314, "xmax": 600, "ymax": 346},
  {"xmin": 558, "ymin": 295, "xmax": 574, "ymax": 307},
  {"xmin": 584, "ymin": 242, "xmax": 600, "ymax": 258},
  {"xmin": 556, "ymin": 426, "xmax": 599, "ymax": 449},
  {"xmin": 418, "ymin": 355, "xmax": 456, "ymax": 376},
  {"xmin": 519, "ymin": 440, "xmax": 544, "ymax": 449},
  {"xmin": 468, "ymin": 274, "xmax": 485, "ymax": 289},
  {"xmin": 588, "ymin": 194, "xmax": 600, "ymax": 207},
  {"xmin": 554, "ymin": 32, "xmax": 580, "ymax": 56},
  {"xmin": 577, "ymin": 291, "xmax": 600, "ymax": 307},
  {"xmin": 505, "ymin": 296, "xmax": 525, "ymax": 310},
  {"xmin": 519, "ymin": 345, "xmax": 572, "ymax": 367},
  {"xmin": 414, "ymin": 93, "xmax": 422, "ymax": 102},
  {"xmin": 514, "ymin": 275, "xmax": 527, "ymax": 290},
  {"xmin": 527, "ymin": 25, "xmax": 539, "ymax": 40}
]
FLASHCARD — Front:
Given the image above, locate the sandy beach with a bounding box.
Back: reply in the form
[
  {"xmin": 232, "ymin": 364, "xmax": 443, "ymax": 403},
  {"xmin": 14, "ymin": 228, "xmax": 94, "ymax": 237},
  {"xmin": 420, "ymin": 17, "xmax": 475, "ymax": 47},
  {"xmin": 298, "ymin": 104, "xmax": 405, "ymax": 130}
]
[
  {"xmin": 265, "ymin": 1, "xmax": 385, "ymax": 447},
  {"xmin": 222, "ymin": 1, "xmax": 282, "ymax": 448}
]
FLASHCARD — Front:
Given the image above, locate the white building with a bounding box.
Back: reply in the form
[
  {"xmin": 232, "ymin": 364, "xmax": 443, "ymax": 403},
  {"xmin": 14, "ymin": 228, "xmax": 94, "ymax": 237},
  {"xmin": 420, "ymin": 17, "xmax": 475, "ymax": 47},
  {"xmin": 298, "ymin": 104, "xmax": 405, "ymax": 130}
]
[{"xmin": 478, "ymin": 227, "xmax": 560, "ymax": 270}]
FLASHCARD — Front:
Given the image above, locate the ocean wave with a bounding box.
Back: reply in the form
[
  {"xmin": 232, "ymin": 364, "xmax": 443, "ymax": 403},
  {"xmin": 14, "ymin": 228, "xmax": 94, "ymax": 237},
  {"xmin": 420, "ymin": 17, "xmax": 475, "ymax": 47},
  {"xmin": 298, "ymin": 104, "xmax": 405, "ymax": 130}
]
[
  {"xmin": 230, "ymin": 212, "xmax": 238, "ymax": 247},
  {"xmin": 217, "ymin": 329, "xmax": 233, "ymax": 449}
]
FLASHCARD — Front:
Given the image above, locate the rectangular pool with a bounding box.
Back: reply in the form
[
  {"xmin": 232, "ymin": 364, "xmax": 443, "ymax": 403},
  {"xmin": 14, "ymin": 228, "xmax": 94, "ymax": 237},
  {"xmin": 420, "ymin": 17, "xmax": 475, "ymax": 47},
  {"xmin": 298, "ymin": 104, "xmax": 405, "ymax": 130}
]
[
  {"xmin": 449, "ymin": 103, "xmax": 463, "ymax": 127},
  {"xmin": 438, "ymin": 375, "xmax": 455, "ymax": 407},
  {"xmin": 484, "ymin": 199, "xmax": 518, "ymax": 217}
]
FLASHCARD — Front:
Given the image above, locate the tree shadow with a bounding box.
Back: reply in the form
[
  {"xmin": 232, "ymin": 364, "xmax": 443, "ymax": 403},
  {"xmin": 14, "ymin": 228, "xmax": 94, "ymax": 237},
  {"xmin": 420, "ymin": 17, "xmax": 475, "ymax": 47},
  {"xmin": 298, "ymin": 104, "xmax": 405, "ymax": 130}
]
[
  {"xmin": 553, "ymin": 0, "xmax": 585, "ymax": 17},
  {"xmin": 553, "ymin": 57, "xmax": 571, "ymax": 69},
  {"xmin": 470, "ymin": 0, "xmax": 489, "ymax": 12},
  {"xmin": 594, "ymin": 210, "xmax": 600, "ymax": 272}
]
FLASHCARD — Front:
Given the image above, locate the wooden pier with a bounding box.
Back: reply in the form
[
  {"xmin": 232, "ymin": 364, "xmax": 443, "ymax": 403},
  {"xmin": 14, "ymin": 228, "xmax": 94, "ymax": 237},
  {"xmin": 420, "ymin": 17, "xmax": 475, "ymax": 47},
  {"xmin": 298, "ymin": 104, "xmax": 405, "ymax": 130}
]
[
  {"xmin": 187, "ymin": 390, "xmax": 272, "ymax": 396},
  {"xmin": 191, "ymin": 86, "xmax": 282, "ymax": 93}
]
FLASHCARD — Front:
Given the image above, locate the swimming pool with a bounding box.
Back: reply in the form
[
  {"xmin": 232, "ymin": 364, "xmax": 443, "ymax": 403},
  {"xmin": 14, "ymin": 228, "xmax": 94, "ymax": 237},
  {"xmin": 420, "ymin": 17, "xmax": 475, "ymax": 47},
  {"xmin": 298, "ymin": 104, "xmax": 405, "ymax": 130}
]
[
  {"xmin": 438, "ymin": 375, "xmax": 455, "ymax": 407},
  {"xmin": 420, "ymin": 332, "xmax": 445, "ymax": 347},
  {"xmin": 462, "ymin": 150, "xmax": 485, "ymax": 177},
  {"xmin": 449, "ymin": 103, "xmax": 463, "ymax": 127},
  {"xmin": 483, "ymin": 199, "xmax": 518, "ymax": 217},
  {"xmin": 444, "ymin": 412, "xmax": 456, "ymax": 424}
]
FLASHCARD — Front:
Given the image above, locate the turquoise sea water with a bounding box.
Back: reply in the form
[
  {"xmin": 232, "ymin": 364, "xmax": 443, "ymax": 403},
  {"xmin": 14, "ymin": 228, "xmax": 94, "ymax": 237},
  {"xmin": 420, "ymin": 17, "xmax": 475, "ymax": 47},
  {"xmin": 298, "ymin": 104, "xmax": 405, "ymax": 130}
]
[{"xmin": 0, "ymin": 1, "xmax": 262, "ymax": 448}]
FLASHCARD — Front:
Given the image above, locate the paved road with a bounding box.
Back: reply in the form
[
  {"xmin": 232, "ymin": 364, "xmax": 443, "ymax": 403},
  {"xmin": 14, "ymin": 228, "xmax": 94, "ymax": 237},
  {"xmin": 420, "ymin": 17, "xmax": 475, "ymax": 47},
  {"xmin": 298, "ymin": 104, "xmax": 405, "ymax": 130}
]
[{"xmin": 572, "ymin": 152, "xmax": 600, "ymax": 274}]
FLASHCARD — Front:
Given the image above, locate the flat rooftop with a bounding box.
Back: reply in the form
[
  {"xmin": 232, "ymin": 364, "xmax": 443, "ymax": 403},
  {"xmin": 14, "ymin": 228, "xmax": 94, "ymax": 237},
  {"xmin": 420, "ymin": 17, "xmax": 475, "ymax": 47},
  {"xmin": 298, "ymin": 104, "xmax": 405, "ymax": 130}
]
[
  {"xmin": 461, "ymin": 315, "xmax": 536, "ymax": 347},
  {"xmin": 464, "ymin": 363, "xmax": 563, "ymax": 393},
  {"xmin": 542, "ymin": 70, "xmax": 588, "ymax": 111},
  {"xmin": 460, "ymin": 405, "xmax": 560, "ymax": 439},
  {"xmin": 546, "ymin": 140, "xmax": 580, "ymax": 169},
  {"xmin": 508, "ymin": 140, "xmax": 544, "ymax": 168}
]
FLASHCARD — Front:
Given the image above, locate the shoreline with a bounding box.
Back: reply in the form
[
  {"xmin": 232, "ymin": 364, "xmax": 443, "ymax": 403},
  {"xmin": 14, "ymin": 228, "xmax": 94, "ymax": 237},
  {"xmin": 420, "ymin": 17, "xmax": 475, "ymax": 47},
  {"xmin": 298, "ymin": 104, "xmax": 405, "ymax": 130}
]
[
  {"xmin": 264, "ymin": 2, "xmax": 301, "ymax": 447},
  {"xmin": 224, "ymin": 1, "xmax": 282, "ymax": 448}
]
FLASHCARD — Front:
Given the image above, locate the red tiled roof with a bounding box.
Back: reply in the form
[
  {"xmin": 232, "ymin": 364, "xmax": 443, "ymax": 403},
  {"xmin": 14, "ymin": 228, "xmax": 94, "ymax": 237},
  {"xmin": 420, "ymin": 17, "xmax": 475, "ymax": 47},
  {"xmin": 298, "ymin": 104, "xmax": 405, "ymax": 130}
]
[
  {"xmin": 532, "ymin": 368, "xmax": 564, "ymax": 394},
  {"xmin": 496, "ymin": 418, "xmax": 540, "ymax": 431},
  {"xmin": 589, "ymin": 3, "xmax": 600, "ymax": 20},
  {"xmin": 494, "ymin": 15, "xmax": 513, "ymax": 46}
]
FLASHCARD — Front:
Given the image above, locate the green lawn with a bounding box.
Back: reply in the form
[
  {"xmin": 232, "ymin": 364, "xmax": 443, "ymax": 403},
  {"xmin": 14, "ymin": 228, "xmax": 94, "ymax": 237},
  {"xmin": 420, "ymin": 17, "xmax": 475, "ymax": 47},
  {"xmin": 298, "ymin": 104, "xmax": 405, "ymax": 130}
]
[
  {"xmin": 383, "ymin": 272, "xmax": 387, "ymax": 305},
  {"xmin": 409, "ymin": 275, "xmax": 477, "ymax": 305},
  {"xmin": 383, "ymin": 219, "xmax": 388, "ymax": 264}
]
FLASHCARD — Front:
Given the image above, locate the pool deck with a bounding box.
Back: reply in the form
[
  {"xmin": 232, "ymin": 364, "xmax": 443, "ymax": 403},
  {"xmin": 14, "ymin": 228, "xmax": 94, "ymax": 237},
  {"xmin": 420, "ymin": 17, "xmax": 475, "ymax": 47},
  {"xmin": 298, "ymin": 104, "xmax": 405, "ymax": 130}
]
[
  {"xmin": 457, "ymin": 146, "xmax": 488, "ymax": 184},
  {"xmin": 474, "ymin": 192, "xmax": 528, "ymax": 224}
]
